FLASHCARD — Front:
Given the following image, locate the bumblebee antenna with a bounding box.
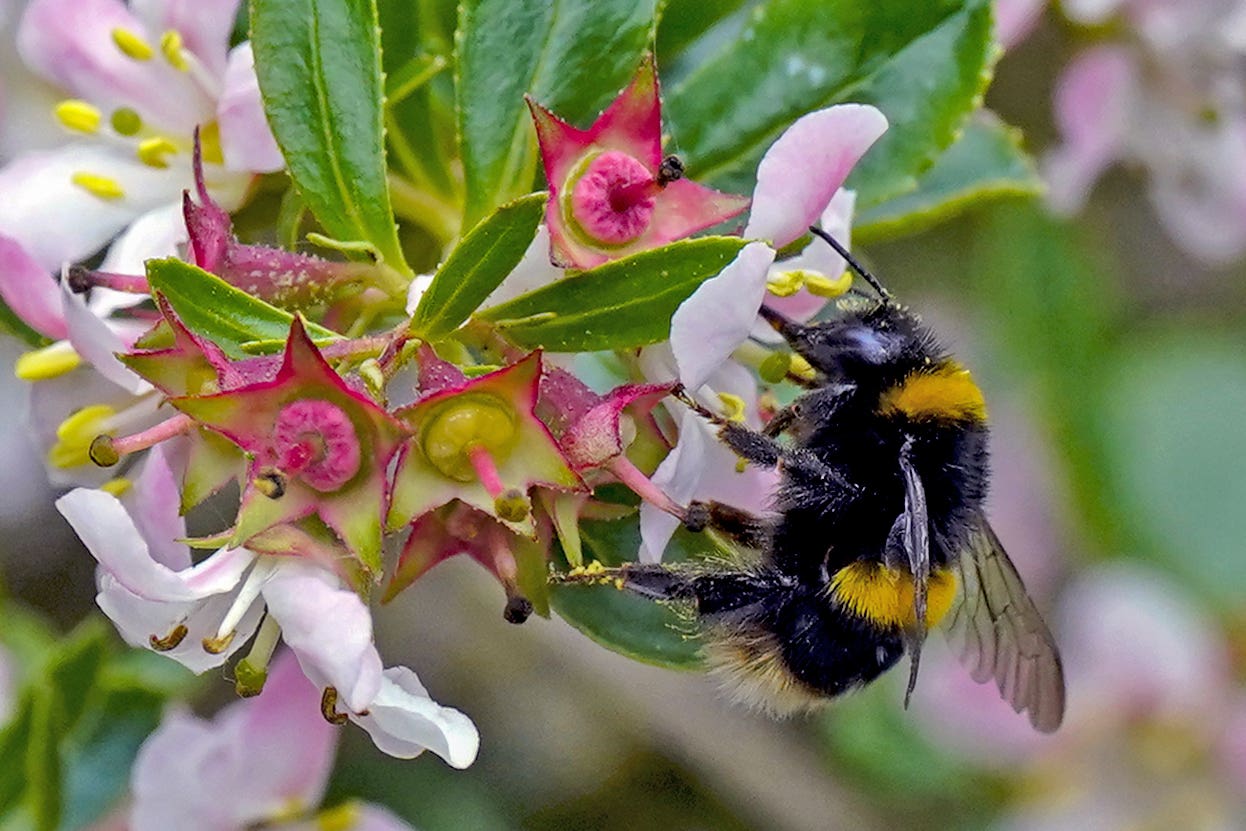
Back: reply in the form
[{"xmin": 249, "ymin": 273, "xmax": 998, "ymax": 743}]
[{"xmin": 808, "ymin": 226, "xmax": 892, "ymax": 303}]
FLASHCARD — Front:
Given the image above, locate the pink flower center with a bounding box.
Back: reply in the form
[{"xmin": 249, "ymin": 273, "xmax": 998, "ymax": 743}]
[
  {"xmin": 272, "ymin": 399, "xmax": 361, "ymax": 492},
  {"xmin": 568, "ymin": 151, "xmax": 658, "ymax": 245}
]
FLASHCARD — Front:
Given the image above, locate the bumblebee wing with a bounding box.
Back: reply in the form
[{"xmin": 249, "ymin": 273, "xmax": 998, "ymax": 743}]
[
  {"xmin": 897, "ymin": 437, "xmax": 930, "ymax": 706},
  {"xmin": 944, "ymin": 519, "xmax": 1066, "ymax": 732}
]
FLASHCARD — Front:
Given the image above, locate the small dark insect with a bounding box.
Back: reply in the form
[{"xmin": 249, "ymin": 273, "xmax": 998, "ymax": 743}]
[{"xmin": 561, "ymin": 228, "xmax": 1066, "ymax": 732}]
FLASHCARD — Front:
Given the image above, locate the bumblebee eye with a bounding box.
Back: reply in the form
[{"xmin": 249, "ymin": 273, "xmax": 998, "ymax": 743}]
[{"xmin": 844, "ymin": 327, "xmax": 900, "ymax": 364}]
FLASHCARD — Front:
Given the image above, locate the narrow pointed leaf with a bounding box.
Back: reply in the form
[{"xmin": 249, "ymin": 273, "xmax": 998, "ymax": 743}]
[
  {"xmin": 411, "ymin": 193, "xmax": 547, "ymax": 340},
  {"xmin": 146, "ymin": 259, "xmax": 339, "ymax": 359},
  {"xmin": 475, "ymin": 237, "xmax": 746, "ymax": 351},
  {"xmin": 456, "ymin": 0, "xmax": 660, "ymax": 226},
  {"xmin": 251, "ymin": 0, "xmax": 410, "ymax": 274}
]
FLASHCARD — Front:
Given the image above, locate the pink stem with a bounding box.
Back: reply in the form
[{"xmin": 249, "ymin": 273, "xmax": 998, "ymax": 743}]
[
  {"xmin": 606, "ymin": 455, "xmax": 684, "ymax": 519},
  {"xmin": 467, "ymin": 444, "xmax": 504, "ymax": 497},
  {"xmin": 111, "ymin": 413, "xmax": 195, "ymax": 456}
]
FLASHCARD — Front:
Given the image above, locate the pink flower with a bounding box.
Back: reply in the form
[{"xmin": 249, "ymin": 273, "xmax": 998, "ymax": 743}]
[
  {"xmin": 130, "ymin": 652, "xmax": 426, "ymax": 831},
  {"xmin": 669, "ymin": 103, "xmax": 888, "ymax": 390},
  {"xmin": 0, "ymin": 0, "xmax": 281, "ymax": 277},
  {"xmin": 528, "ymin": 53, "xmax": 749, "ymax": 268}
]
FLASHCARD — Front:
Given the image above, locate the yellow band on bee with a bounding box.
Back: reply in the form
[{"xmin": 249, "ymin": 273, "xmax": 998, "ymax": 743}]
[
  {"xmin": 879, "ymin": 361, "xmax": 986, "ymax": 423},
  {"xmin": 829, "ymin": 561, "xmax": 957, "ymax": 630}
]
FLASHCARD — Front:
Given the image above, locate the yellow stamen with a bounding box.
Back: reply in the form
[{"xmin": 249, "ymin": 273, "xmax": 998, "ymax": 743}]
[
  {"xmin": 159, "ymin": 30, "xmax": 189, "ymax": 71},
  {"xmin": 99, "ymin": 477, "xmax": 133, "ymax": 498},
  {"xmin": 54, "ymin": 100, "xmax": 101, "ymax": 134},
  {"xmin": 804, "ymin": 270, "xmax": 853, "ymax": 298},
  {"xmin": 15, "ymin": 342, "xmax": 81, "ymax": 380},
  {"xmin": 71, "ymin": 172, "xmax": 125, "ymax": 201},
  {"xmin": 198, "ymin": 121, "xmax": 224, "ymax": 164},
  {"xmin": 110, "ymin": 107, "xmax": 143, "ymax": 136},
  {"xmin": 715, "ymin": 392, "xmax": 747, "ymax": 423},
  {"xmin": 765, "ymin": 270, "xmax": 804, "ymax": 297},
  {"xmin": 49, "ymin": 404, "xmax": 116, "ymax": 469},
  {"xmin": 111, "ymin": 28, "xmax": 154, "ymax": 61},
  {"xmin": 137, "ymin": 137, "xmax": 178, "ymax": 169}
]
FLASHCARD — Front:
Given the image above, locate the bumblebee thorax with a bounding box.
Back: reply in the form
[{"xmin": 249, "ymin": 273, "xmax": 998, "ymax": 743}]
[{"xmin": 878, "ymin": 360, "xmax": 986, "ymax": 424}]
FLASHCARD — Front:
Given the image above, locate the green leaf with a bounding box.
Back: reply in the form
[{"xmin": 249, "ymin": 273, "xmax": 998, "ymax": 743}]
[
  {"xmin": 1101, "ymin": 333, "xmax": 1246, "ymax": 609},
  {"xmin": 665, "ymin": 0, "xmax": 994, "ymax": 207},
  {"xmin": 455, "ymin": 0, "xmax": 660, "ymax": 226},
  {"xmin": 251, "ymin": 0, "xmax": 410, "ymax": 274},
  {"xmin": 410, "ymin": 193, "xmax": 547, "ymax": 340},
  {"xmin": 26, "ymin": 692, "xmax": 61, "ymax": 831},
  {"xmin": 855, "ymin": 112, "xmax": 1041, "ymax": 242},
  {"xmin": 656, "ymin": 0, "xmax": 751, "ymax": 60},
  {"xmin": 475, "ymin": 236, "xmax": 746, "ymax": 351},
  {"xmin": 550, "ymin": 519, "xmax": 705, "ymax": 670},
  {"xmin": 146, "ymin": 258, "xmax": 339, "ymax": 359}
]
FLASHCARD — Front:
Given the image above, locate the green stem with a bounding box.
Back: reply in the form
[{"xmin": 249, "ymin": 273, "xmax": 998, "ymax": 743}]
[{"xmin": 388, "ymin": 173, "xmax": 461, "ymax": 249}]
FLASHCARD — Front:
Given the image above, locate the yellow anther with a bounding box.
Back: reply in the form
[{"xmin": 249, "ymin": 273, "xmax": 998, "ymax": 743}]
[
  {"xmin": 715, "ymin": 392, "xmax": 747, "ymax": 423},
  {"xmin": 137, "ymin": 136, "xmax": 178, "ymax": 169},
  {"xmin": 199, "ymin": 121, "xmax": 224, "ymax": 164},
  {"xmin": 99, "ymin": 477, "xmax": 133, "ymax": 498},
  {"xmin": 789, "ymin": 353, "xmax": 816, "ymax": 382},
  {"xmin": 111, "ymin": 27, "xmax": 154, "ymax": 61},
  {"xmin": 54, "ymin": 100, "xmax": 101, "ymax": 134},
  {"xmin": 804, "ymin": 270, "xmax": 853, "ymax": 298},
  {"xmin": 110, "ymin": 107, "xmax": 143, "ymax": 136},
  {"xmin": 15, "ymin": 342, "xmax": 81, "ymax": 380},
  {"xmin": 202, "ymin": 631, "xmax": 236, "ymax": 654},
  {"xmin": 160, "ymin": 30, "xmax": 189, "ymax": 71},
  {"xmin": 49, "ymin": 404, "xmax": 116, "ymax": 469},
  {"xmin": 71, "ymin": 172, "xmax": 125, "ymax": 201},
  {"xmin": 735, "ymin": 458, "xmax": 747, "ymax": 474},
  {"xmin": 765, "ymin": 270, "xmax": 804, "ymax": 297}
]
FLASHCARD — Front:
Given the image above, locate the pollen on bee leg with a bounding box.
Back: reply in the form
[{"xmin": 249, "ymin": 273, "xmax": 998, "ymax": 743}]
[{"xmin": 320, "ymin": 686, "xmax": 350, "ymax": 725}]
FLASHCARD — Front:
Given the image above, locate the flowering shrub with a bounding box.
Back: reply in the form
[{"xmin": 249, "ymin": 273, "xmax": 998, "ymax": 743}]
[{"xmin": 0, "ymin": 0, "xmax": 1242, "ymax": 828}]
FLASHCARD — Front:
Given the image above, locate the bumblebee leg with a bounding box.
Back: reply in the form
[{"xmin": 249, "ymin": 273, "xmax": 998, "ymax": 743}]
[
  {"xmin": 762, "ymin": 404, "xmax": 799, "ymax": 438},
  {"xmin": 684, "ymin": 499, "xmax": 773, "ymax": 549},
  {"xmin": 671, "ymin": 384, "xmax": 787, "ymax": 467}
]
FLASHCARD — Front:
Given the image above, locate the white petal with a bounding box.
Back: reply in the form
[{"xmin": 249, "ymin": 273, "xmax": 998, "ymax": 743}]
[
  {"xmin": 129, "ymin": 0, "xmax": 240, "ymax": 79},
  {"xmin": 61, "ymin": 276, "xmax": 152, "ymax": 395},
  {"xmin": 96, "ymin": 573, "xmax": 260, "ymax": 673},
  {"xmin": 57, "ymin": 486, "xmax": 254, "ymax": 600},
  {"xmin": 262, "ymin": 561, "xmax": 383, "ymax": 713},
  {"xmin": 99, "ymin": 201, "xmax": 189, "ymax": 278},
  {"xmin": 122, "ymin": 443, "xmax": 188, "ymax": 570},
  {"xmin": 0, "ymin": 145, "xmax": 184, "ymax": 270},
  {"xmin": 670, "ymin": 242, "xmax": 775, "ymax": 390},
  {"xmin": 744, "ymin": 104, "xmax": 887, "ymax": 248},
  {"xmin": 481, "ymin": 225, "xmax": 562, "ymax": 308},
  {"xmin": 351, "ymin": 666, "xmax": 480, "ymax": 768},
  {"xmin": 639, "ymin": 409, "xmax": 711, "ymax": 562}
]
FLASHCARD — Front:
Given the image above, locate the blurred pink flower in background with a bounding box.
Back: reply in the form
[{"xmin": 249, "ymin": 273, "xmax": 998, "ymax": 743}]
[
  {"xmin": 129, "ymin": 651, "xmax": 416, "ymax": 831},
  {"xmin": 915, "ymin": 561, "xmax": 1246, "ymax": 828},
  {"xmin": 1044, "ymin": 0, "xmax": 1246, "ymax": 264}
]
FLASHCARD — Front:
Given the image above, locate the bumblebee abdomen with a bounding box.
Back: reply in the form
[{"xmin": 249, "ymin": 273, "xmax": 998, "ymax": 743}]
[{"xmin": 828, "ymin": 562, "xmax": 958, "ymax": 630}]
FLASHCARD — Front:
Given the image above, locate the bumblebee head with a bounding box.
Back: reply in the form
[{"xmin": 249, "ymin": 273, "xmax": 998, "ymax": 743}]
[{"xmin": 762, "ymin": 302, "xmax": 935, "ymax": 383}]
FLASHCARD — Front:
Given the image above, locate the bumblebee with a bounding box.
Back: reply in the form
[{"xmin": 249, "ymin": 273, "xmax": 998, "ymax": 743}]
[{"xmin": 569, "ymin": 228, "xmax": 1065, "ymax": 732}]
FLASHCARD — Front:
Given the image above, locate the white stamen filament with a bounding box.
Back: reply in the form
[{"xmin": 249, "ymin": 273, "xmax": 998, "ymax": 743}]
[{"xmin": 214, "ymin": 556, "xmax": 277, "ymax": 642}]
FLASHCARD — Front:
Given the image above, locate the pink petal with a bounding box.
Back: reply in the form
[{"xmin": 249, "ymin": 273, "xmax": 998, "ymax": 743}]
[
  {"xmin": 0, "ymin": 145, "xmax": 183, "ymax": 270},
  {"xmin": 760, "ymin": 188, "xmax": 856, "ymax": 327},
  {"xmin": 745, "ymin": 104, "xmax": 888, "ymax": 248},
  {"xmin": 122, "ymin": 443, "xmax": 188, "ymax": 570},
  {"xmin": 645, "ymin": 178, "xmax": 751, "ymax": 244},
  {"xmin": 217, "ymin": 43, "xmax": 284, "ymax": 174},
  {"xmin": 586, "ymin": 53, "xmax": 663, "ymax": 166},
  {"xmin": 224, "ymin": 651, "xmax": 338, "ymax": 818},
  {"xmin": 670, "ymin": 241, "xmax": 775, "ymax": 390},
  {"xmin": 57, "ymin": 486, "xmax": 254, "ymax": 599},
  {"xmin": 131, "ymin": 708, "xmax": 241, "ymax": 831},
  {"xmin": 0, "ymin": 232, "xmax": 66, "ymax": 339},
  {"xmin": 129, "ymin": 0, "xmax": 240, "ymax": 78},
  {"xmin": 18, "ymin": 0, "xmax": 214, "ymax": 133},
  {"xmin": 1043, "ymin": 46, "xmax": 1136, "ymax": 214},
  {"xmin": 261, "ymin": 561, "xmax": 383, "ymax": 713},
  {"xmin": 994, "ymin": 0, "xmax": 1046, "ymax": 49},
  {"xmin": 97, "ymin": 574, "xmax": 260, "ymax": 673},
  {"xmin": 350, "ymin": 666, "xmax": 480, "ymax": 767},
  {"xmin": 61, "ymin": 277, "xmax": 151, "ymax": 395}
]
